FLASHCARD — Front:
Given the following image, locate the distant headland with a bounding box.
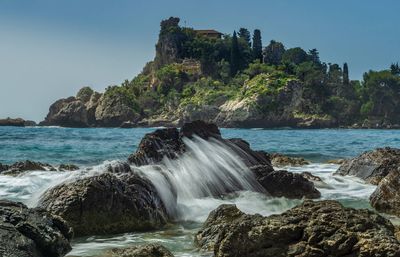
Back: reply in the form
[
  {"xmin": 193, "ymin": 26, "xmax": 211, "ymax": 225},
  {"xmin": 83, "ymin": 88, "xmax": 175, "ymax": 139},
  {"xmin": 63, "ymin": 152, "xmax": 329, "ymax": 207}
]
[{"xmin": 35, "ymin": 17, "xmax": 400, "ymax": 129}]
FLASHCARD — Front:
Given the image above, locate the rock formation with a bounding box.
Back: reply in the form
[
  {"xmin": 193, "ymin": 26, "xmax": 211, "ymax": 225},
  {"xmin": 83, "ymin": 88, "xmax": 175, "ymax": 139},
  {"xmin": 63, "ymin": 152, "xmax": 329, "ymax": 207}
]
[
  {"xmin": 195, "ymin": 200, "xmax": 400, "ymax": 257},
  {"xmin": 335, "ymin": 147, "xmax": 400, "ymax": 185},
  {"xmin": 39, "ymin": 172, "xmax": 170, "ymax": 237},
  {"xmin": 0, "ymin": 200, "xmax": 72, "ymax": 257},
  {"xmin": 370, "ymin": 170, "xmax": 400, "ymax": 216}
]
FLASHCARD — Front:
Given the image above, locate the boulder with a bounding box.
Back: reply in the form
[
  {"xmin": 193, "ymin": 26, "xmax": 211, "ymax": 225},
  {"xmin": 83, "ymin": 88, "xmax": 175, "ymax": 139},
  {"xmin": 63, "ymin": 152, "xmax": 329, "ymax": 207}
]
[
  {"xmin": 335, "ymin": 147, "xmax": 400, "ymax": 185},
  {"xmin": 39, "ymin": 173, "xmax": 169, "ymax": 237},
  {"xmin": 195, "ymin": 201, "xmax": 400, "ymax": 257},
  {"xmin": 128, "ymin": 128, "xmax": 183, "ymax": 166},
  {"xmin": 268, "ymin": 153, "xmax": 310, "ymax": 167},
  {"xmin": 180, "ymin": 119, "xmax": 221, "ymax": 139},
  {"xmin": 101, "ymin": 243, "xmax": 174, "ymax": 257},
  {"xmin": 0, "ymin": 200, "xmax": 72, "ymax": 257},
  {"xmin": 370, "ymin": 170, "xmax": 400, "ymax": 216},
  {"xmin": 251, "ymin": 166, "xmax": 320, "ymax": 199}
]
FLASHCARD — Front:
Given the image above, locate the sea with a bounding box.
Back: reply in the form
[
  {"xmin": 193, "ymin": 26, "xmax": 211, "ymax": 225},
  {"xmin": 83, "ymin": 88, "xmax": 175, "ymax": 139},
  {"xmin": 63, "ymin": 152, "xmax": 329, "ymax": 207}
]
[{"xmin": 1, "ymin": 126, "xmax": 399, "ymax": 257}]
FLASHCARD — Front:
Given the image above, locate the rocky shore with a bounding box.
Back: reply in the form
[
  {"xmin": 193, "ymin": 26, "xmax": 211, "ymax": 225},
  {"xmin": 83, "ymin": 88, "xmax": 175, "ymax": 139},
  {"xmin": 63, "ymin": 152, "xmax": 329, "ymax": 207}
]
[
  {"xmin": 0, "ymin": 117, "xmax": 36, "ymax": 127},
  {"xmin": 1, "ymin": 120, "xmax": 400, "ymax": 257}
]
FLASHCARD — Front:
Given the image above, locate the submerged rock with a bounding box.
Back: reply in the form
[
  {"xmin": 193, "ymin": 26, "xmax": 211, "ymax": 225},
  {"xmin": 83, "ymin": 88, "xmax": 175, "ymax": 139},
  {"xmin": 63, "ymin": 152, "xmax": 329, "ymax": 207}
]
[
  {"xmin": 195, "ymin": 200, "xmax": 400, "ymax": 257},
  {"xmin": 0, "ymin": 200, "xmax": 72, "ymax": 257},
  {"xmin": 0, "ymin": 160, "xmax": 56, "ymax": 175},
  {"xmin": 269, "ymin": 153, "xmax": 310, "ymax": 167},
  {"xmin": 39, "ymin": 173, "xmax": 169, "ymax": 237},
  {"xmin": 102, "ymin": 243, "xmax": 174, "ymax": 257},
  {"xmin": 335, "ymin": 147, "xmax": 400, "ymax": 185},
  {"xmin": 370, "ymin": 170, "xmax": 400, "ymax": 216},
  {"xmin": 58, "ymin": 164, "xmax": 79, "ymax": 171}
]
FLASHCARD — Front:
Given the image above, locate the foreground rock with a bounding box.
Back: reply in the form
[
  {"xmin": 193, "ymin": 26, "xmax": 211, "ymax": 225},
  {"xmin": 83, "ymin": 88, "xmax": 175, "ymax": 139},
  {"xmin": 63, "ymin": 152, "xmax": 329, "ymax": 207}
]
[
  {"xmin": 335, "ymin": 147, "xmax": 400, "ymax": 185},
  {"xmin": 268, "ymin": 153, "xmax": 310, "ymax": 167},
  {"xmin": 0, "ymin": 117, "xmax": 36, "ymax": 127},
  {"xmin": 39, "ymin": 173, "xmax": 169, "ymax": 236},
  {"xmin": 0, "ymin": 200, "xmax": 72, "ymax": 257},
  {"xmin": 102, "ymin": 243, "xmax": 174, "ymax": 257},
  {"xmin": 128, "ymin": 120, "xmax": 320, "ymax": 199},
  {"xmin": 370, "ymin": 170, "xmax": 400, "ymax": 216},
  {"xmin": 195, "ymin": 201, "xmax": 400, "ymax": 257}
]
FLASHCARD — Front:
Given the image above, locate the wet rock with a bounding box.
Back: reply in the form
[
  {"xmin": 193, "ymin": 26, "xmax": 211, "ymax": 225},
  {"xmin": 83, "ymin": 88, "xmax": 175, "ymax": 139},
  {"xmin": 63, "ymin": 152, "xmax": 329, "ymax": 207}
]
[
  {"xmin": 370, "ymin": 170, "xmax": 400, "ymax": 216},
  {"xmin": 195, "ymin": 200, "xmax": 400, "ymax": 257},
  {"xmin": 300, "ymin": 171, "xmax": 323, "ymax": 182},
  {"xmin": 1, "ymin": 160, "xmax": 56, "ymax": 175},
  {"xmin": 326, "ymin": 159, "xmax": 346, "ymax": 165},
  {"xmin": 0, "ymin": 200, "xmax": 72, "ymax": 257},
  {"xmin": 226, "ymin": 139, "xmax": 271, "ymax": 167},
  {"xmin": 39, "ymin": 173, "xmax": 169, "ymax": 237},
  {"xmin": 180, "ymin": 120, "xmax": 221, "ymax": 140},
  {"xmin": 102, "ymin": 243, "xmax": 174, "ymax": 257},
  {"xmin": 120, "ymin": 121, "xmax": 137, "ymax": 128},
  {"xmin": 128, "ymin": 128, "xmax": 183, "ymax": 166},
  {"xmin": 58, "ymin": 164, "xmax": 79, "ymax": 171},
  {"xmin": 105, "ymin": 161, "xmax": 132, "ymax": 173},
  {"xmin": 252, "ymin": 166, "xmax": 320, "ymax": 199},
  {"xmin": 269, "ymin": 153, "xmax": 310, "ymax": 166},
  {"xmin": 335, "ymin": 147, "xmax": 400, "ymax": 185}
]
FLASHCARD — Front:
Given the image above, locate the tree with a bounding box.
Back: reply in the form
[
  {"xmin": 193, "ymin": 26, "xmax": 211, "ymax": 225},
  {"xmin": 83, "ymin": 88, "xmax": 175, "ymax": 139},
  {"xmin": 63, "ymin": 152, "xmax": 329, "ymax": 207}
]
[
  {"xmin": 230, "ymin": 31, "xmax": 241, "ymax": 76},
  {"xmin": 263, "ymin": 40, "xmax": 285, "ymax": 65},
  {"xmin": 252, "ymin": 29, "xmax": 263, "ymax": 62},
  {"xmin": 238, "ymin": 28, "xmax": 251, "ymax": 46},
  {"xmin": 281, "ymin": 47, "xmax": 308, "ymax": 65},
  {"xmin": 391, "ymin": 62, "xmax": 400, "ymax": 75},
  {"xmin": 308, "ymin": 49, "xmax": 320, "ymax": 65},
  {"xmin": 343, "ymin": 63, "xmax": 349, "ymax": 84}
]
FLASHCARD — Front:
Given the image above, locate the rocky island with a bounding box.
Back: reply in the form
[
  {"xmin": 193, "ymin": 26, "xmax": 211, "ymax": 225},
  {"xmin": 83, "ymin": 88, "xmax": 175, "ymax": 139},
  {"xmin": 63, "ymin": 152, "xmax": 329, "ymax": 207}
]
[{"xmin": 40, "ymin": 17, "xmax": 400, "ymax": 129}]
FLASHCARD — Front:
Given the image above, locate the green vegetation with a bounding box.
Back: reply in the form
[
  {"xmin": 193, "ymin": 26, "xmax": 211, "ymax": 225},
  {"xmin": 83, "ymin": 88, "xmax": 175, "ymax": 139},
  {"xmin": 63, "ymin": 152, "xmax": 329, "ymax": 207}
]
[{"xmin": 99, "ymin": 16, "xmax": 400, "ymax": 126}]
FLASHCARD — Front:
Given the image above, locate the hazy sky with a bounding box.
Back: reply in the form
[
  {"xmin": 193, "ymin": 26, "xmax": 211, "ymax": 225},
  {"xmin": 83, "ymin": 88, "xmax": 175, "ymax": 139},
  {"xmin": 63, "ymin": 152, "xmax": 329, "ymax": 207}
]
[{"xmin": 1, "ymin": 0, "xmax": 399, "ymax": 121}]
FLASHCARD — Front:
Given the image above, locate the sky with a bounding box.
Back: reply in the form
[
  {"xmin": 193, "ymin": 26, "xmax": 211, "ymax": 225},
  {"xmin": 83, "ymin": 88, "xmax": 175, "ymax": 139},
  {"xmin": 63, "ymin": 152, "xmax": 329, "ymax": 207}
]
[{"xmin": 0, "ymin": 0, "xmax": 399, "ymax": 122}]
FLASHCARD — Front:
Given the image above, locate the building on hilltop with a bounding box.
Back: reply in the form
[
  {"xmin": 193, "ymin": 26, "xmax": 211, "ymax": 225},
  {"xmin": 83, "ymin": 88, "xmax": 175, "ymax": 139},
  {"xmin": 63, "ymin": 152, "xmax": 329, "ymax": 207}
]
[{"xmin": 194, "ymin": 29, "xmax": 223, "ymax": 39}]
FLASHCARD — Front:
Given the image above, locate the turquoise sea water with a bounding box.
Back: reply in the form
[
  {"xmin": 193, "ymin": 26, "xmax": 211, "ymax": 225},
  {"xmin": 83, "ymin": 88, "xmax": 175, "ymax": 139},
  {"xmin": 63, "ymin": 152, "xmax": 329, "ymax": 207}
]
[
  {"xmin": 1, "ymin": 126, "xmax": 400, "ymax": 165},
  {"xmin": 0, "ymin": 126, "xmax": 399, "ymax": 257}
]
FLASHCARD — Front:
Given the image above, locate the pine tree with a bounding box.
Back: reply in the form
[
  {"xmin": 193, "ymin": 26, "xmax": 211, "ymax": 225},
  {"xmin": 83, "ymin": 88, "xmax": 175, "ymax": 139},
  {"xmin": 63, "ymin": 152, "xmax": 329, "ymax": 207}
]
[
  {"xmin": 343, "ymin": 63, "xmax": 349, "ymax": 84},
  {"xmin": 308, "ymin": 49, "xmax": 320, "ymax": 64},
  {"xmin": 390, "ymin": 62, "xmax": 400, "ymax": 75},
  {"xmin": 252, "ymin": 29, "xmax": 262, "ymax": 62},
  {"xmin": 230, "ymin": 31, "xmax": 240, "ymax": 76},
  {"xmin": 238, "ymin": 28, "xmax": 251, "ymax": 46}
]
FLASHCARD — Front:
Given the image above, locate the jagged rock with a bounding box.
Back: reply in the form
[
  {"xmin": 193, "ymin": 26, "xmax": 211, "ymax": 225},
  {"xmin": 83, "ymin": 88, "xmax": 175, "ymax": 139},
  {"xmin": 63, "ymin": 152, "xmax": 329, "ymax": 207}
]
[
  {"xmin": 226, "ymin": 139, "xmax": 271, "ymax": 167},
  {"xmin": 101, "ymin": 243, "xmax": 174, "ymax": 257},
  {"xmin": 39, "ymin": 173, "xmax": 169, "ymax": 237},
  {"xmin": 251, "ymin": 166, "xmax": 320, "ymax": 199},
  {"xmin": 128, "ymin": 128, "xmax": 183, "ymax": 166},
  {"xmin": 195, "ymin": 201, "xmax": 400, "ymax": 257},
  {"xmin": 269, "ymin": 153, "xmax": 310, "ymax": 166},
  {"xmin": 370, "ymin": 170, "xmax": 400, "ymax": 216},
  {"xmin": 0, "ymin": 200, "xmax": 72, "ymax": 257},
  {"xmin": 335, "ymin": 147, "xmax": 400, "ymax": 185},
  {"xmin": 58, "ymin": 164, "xmax": 79, "ymax": 171}
]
